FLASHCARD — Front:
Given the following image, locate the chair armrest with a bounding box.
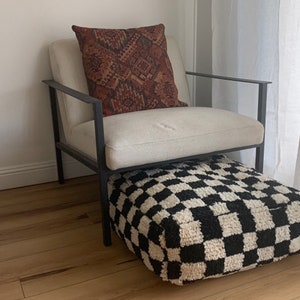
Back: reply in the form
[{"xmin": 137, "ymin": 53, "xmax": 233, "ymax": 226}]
[
  {"xmin": 42, "ymin": 80, "xmax": 101, "ymax": 105},
  {"xmin": 186, "ymin": 71, "xmax": 271, "ymax": 172},
  {"xmin": 185, "ymin": 71, "xmax": 271, "ymax": 126},
  {"xmin": 185, "ymin": 71, "xmax": 271, "ymax": 85},
  {"xmin": 43, "ymin": 79, "xmax": 107, "ymax": 172}
]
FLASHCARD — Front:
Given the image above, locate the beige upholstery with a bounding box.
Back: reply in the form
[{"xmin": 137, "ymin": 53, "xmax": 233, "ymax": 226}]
[
  {"xmin": 49, "ymin": 37, "xmax": 264, "ymax": 171},
  {"xmin": 71, "ymin": 107, "xmax": 263, "ymax": 170}
]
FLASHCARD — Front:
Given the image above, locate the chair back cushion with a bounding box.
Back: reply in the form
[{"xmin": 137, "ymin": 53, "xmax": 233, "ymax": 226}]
[{"xmin": 49, "ymin": 35, "xmax": 190, "ymax": 140}]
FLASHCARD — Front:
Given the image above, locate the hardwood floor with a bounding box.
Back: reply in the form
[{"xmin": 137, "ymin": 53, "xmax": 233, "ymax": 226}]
[{"xmin": 0, "ymin": 176, "xmax": 299, "ymax": 300}]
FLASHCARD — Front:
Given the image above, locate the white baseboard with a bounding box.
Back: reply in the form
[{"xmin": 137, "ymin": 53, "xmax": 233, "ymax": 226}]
[{"xmin": 0, "ymin": 158, "xmax": 95, "ymax": 190}]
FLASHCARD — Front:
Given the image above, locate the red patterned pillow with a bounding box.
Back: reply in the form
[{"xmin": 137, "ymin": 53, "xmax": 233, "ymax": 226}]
[{"xmin": 72, "ymin": 24, "xmax": 187, "ymax": 116}]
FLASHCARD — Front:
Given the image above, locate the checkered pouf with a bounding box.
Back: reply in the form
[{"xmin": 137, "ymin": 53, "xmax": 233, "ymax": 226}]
[{"xmin": 108, "ymin": 155, "xmax": 300, "ymax": 285}]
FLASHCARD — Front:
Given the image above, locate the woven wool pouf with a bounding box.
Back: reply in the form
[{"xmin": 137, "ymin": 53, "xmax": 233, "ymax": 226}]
[{"xmin": 108, "ymin": 155, "xmax": 300, "ymax": 285}]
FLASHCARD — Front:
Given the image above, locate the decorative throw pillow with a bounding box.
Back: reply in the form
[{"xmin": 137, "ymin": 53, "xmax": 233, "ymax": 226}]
[{"xmin": 72, "ymin": 24, "xmax": 187, "ymax": 116}]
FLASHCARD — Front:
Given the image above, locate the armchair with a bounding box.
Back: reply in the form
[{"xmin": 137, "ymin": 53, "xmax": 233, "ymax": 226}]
[{"xmin": 43, "ymin": 33, "xmax": 270, "ymax": 246}]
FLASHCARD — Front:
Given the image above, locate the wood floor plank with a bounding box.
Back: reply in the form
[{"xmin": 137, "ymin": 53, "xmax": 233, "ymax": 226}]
[
  {"xmin": 0, "ymin": 238, "xmax": 106, "ymax": 282},
  {"xmin": 0, "ymin": 176, "xmax": 97, "ymax": 207},
  {"xmin": 204, "ymin": 262, "xmax": 300, "ymax": 300},
  {"xmin": 23, "ymin": 265, "xmax": 159, "ymax": 300},
  {"xmin": 0, "ymin": 201, "xmax": 99, "ymax": 235},
  {"xmin": 0, "ymin": 180, "xmax": 98, "ymax": 220},
  {"xmin": 22, "ymin": 247, "xmax": 138, "ymax": 297},
  {"xmin": 0, "ymin": 280, "xmax": 24, "ymax": 300},
  {"xmin": 0, "ymin": 192, "xmax": 96, "ymax": 221},
  {"xmin": 0, "ymin": 209, "xmax": 94, "ymax": 246},
  {"xmin": 0, "ymin": 224, "xmax": 101, "ymax": 262}
]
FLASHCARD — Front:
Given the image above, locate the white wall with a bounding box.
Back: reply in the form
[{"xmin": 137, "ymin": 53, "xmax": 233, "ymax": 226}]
[{"xmin": 0, "ymin": 0, "xmax": 198, "ymax": 189}]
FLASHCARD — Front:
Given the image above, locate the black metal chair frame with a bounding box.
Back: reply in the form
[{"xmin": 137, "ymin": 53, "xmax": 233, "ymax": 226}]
[{"xmin": 43, "ymin": 72, "xmax": 271, "ymax": 246}]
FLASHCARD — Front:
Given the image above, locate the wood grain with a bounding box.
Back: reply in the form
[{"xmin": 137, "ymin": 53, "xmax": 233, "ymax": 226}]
[
  {"xmin": 0, "ymin": 175, "xmax": 299, "ymax": 299},
  {"xmin": 0, "ymin": 280, "xmax": 23, "ymax": 300}
]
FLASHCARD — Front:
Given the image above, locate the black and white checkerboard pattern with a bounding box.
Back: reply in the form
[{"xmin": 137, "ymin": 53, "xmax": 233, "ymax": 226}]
[{"xmin": 108, "ymin": 155, "xmax": 300, "ymax": 285}]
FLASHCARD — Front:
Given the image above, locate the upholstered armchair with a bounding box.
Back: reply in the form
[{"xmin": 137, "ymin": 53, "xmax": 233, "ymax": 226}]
[{"xmin": 43, "ymin": 24, "xmax": 270, "ymax": 246}]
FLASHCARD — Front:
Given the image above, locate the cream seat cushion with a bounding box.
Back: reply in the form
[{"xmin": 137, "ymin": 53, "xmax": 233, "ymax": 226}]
[{"xmin": 70, "ymin": 107, "xmax": 264, "ymax": 170}]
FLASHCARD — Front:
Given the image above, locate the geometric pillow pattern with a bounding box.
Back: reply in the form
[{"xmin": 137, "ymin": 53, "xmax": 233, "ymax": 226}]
[
  {"xmin": 72, "ymin": 24, "xmax": 187, "ymax": 117},
  {"xmin": 108, "ymin": 155, "xmax": 300, "ymax": 285}
]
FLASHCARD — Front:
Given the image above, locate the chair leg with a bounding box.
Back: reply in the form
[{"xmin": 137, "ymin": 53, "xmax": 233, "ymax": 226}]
[
  {"xmin": 49, "ymin": 86, "xmax": 65, "ymax": 184},
  {"xmin": 255, "ymin": 144, "xmax": 264, "ymax": 173},
  {"xmin": 98, "ymin": 173, "xmax": 112, "ymax": 246},
  {"xmin": 256, "ymin": 83, "xmax": 267, "ymax": 173},
  {"xmin": 55, "ymin": 146, "xmax": 65, "ymax": 184},
  {"xmin": 93, "ymin": 101, "xmax": 112, "ymax": 246}
]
